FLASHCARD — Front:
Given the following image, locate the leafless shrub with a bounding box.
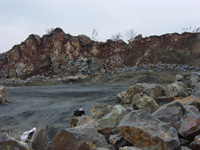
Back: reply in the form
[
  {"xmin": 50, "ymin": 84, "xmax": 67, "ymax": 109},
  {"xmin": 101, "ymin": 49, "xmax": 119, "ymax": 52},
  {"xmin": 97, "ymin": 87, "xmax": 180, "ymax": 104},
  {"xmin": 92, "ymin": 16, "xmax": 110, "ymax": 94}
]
[
  {"xmin": 91, "ymin": 29, "xmax": 98, "ymax": 41},
  {"xmin": 125, "ymin": 29, "xmax": 137, "ymax": 40},
  {"xmin": 111, "ymin": 32, "xmax": 123, "ymax": 41}
]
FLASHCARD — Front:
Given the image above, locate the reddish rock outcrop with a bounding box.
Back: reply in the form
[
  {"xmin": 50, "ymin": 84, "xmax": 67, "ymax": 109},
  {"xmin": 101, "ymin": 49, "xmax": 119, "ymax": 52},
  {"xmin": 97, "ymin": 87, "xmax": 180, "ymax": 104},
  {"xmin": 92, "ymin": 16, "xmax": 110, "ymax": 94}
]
[{"xmin": 0, "ymin": 28, "xmax": 200, "ymax": 79}]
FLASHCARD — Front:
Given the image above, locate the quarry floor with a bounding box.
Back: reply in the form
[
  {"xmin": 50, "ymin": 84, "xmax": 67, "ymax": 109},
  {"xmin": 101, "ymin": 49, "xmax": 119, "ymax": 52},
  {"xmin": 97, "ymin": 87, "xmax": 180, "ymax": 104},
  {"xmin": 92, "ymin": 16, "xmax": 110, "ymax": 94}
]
[{"xmin": 0, "ymin": 84, "xmax": 129, "ymax": 139}]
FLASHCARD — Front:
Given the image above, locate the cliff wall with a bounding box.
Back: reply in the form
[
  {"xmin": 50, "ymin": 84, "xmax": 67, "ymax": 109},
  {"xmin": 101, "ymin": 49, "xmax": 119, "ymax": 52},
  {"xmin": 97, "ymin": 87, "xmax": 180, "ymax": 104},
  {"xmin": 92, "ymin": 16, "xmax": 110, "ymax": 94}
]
[{"xmin": 0, "ymin": 28, "xmax": 200, "ymax": 79}]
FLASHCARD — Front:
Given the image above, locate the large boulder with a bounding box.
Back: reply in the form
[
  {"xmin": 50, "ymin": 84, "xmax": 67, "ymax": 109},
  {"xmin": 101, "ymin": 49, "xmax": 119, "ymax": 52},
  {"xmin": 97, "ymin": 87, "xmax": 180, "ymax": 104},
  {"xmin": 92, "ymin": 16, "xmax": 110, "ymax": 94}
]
[
  {"xmin": 152, "ymin": 101, "xmax": 186, "ymax": 124},
  {"xmin": 164, "ymin": 82, "xmax": 188, "ymax": 98},
  {"xmin": 0, "ymin": 85, "xmax": 7, "ymax": 103},
  {"xmin": 66, "ymin": 127, "xmax": 116, "ymax": 150},
  {"xmin": 31, "ymin": 126, "xmax": 97, "ymax": 150},
  {"xmin": 175, "ymin": 95, "xmax": 200, "ymax": 111},
  {"xmin": 0, "ymin": 134, "xmax": 30, "ymax": 150},
  {"xmin": 118, "ymin": 110, "xmax": 180, "ymax": 150},
  {"xmin": 91, "ymin": 104, "xmax": 113, "ymax": 119},
  {"xmin": 49, "ymin": 129, "xmax": 97, "ymax": 150},
  {"xmin": 31, "ymin": 126, "xmax": 60, "ymax": 150},
  {"xmin": 189, "ymin": 134, "xmax": 200, "ymax": 150},
  {"xmin": 190, "ymin": 72, "xmax": 200, "ymax": 97},
  {"xmin": 132, "ymin": 93, "xmax": 159, "ymax": 113},
  {"xmin": 116, "ymin": 85, "xmax": 143, "ymax": 105},
  {"xmin": 95, "ymin": 105, "xmax": 126, "ymax": 138},
  {"xmin": 143, "ymin": 83, "xmax": 165, "ymax": 99},
  {"xmin": 178, "ymin": 114, "xmax": 200, "ymax": 140}
]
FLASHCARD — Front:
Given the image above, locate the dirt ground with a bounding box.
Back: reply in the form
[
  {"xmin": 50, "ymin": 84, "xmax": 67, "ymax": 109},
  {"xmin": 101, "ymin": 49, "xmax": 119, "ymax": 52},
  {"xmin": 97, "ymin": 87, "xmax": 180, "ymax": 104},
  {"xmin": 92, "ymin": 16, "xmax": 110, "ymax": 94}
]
[
  {"xmin": 0, "ymin": 84, "xmax": 130, "ymax": 139},
  {"xmin": 0, "ymin": 70, "xmax": 192, "ymax": 139}
]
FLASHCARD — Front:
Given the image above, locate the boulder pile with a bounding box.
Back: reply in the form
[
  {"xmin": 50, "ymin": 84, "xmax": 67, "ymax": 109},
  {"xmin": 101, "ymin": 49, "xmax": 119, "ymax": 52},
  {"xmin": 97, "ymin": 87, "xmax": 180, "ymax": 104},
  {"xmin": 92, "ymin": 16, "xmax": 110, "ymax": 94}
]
[
  {"xmin": 0, "ymin": 62, "xmax": 199, "ymax": 86},
  {"xmin": 1, "ymin": 75, "xmax": 200, "ymax": 149}
]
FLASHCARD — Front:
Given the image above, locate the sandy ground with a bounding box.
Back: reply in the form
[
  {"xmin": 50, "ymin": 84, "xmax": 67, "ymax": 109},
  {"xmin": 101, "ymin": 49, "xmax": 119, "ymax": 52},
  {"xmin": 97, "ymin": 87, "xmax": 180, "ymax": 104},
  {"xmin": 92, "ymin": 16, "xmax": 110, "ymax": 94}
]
[{"xmin": 0, "ymin": 83, "xmax": 129, "ymax": 139}]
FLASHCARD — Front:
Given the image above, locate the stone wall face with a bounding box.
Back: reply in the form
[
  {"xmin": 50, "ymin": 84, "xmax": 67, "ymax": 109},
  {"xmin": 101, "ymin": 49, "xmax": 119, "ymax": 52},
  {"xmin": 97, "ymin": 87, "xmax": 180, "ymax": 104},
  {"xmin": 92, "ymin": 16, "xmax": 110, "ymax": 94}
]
[{"xmin": 0, "ymin": 28, "xmax": 200, "ymax": 79}]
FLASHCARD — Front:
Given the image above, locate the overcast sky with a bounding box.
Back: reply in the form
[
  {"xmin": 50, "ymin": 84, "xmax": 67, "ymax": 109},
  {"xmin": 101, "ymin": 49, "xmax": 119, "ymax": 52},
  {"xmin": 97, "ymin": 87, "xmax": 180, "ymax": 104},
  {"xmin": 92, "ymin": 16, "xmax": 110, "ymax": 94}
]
[{"xmin": 0, "ymin": 0, "xmax": 200, "ymax": 53}]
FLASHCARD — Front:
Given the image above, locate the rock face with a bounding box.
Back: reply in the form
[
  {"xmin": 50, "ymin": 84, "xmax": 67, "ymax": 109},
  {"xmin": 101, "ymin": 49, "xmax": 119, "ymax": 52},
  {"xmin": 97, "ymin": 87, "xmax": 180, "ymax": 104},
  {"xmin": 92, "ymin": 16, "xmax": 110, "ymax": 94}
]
[
  {"xmin": 0, "ymin": 28, "xmax": 200, "ymax": 79},
  {"xmin": 118, "ymin": 110, "xmax": 180, "ymax": 150}
]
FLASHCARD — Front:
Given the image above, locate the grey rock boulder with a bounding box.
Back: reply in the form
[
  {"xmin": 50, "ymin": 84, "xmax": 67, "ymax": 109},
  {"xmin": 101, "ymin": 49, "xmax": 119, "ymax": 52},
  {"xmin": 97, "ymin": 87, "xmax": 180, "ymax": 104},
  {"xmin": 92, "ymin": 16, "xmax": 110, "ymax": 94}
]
[
  {"xmin": 152, "ymin": 101, "xmax": 186, "ymax": 123},
  {"xmin": 118, "ymin": 110, "xmax": 180, "ymax": 150},
  {"xmin": 91, "ymin": 104, "xmax": 113, "ymax": 119},
  {"xmin": 143, "ymin": 83, "xmax": 165, "ymax": 99},
  {"xmin": 164, "ymin": 82, "xmax": 188, "ymax": 98},
  {"xmin": 95, "ymin": 105, "xmax": 126, "ymax": 139},
  {"xmin": 190, "ymin": 72, "xmax": 200, "ymax": 97},
  {"xmin": 132, "ymin": 93, "xmax": 159, "ymax": 113},
  {"xmin": 66, "ymin": 127, "xmax": 116, "ymax": 150}
]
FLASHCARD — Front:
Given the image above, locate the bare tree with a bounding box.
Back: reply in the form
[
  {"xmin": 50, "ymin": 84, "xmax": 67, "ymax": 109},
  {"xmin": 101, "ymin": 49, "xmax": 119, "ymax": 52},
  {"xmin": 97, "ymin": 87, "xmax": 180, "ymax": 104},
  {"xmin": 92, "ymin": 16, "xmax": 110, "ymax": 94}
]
[
  {"xmin": 111, "ymin": 32, "xmax": 123, "ymax": 41},
  {"xmin": 124, "ymin": 29, "xmax": 137, "ymax": 40},
  {"xmin": 91, "ymin": 29, "xmax": 98, "ymax": 41},
  {"xmin": 182, "ymin": 27, "xmax": 200, "ymax": 33},
  {"xmin": 45, "ymin": 28, "xmax": 55, "ymax": 35}
]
